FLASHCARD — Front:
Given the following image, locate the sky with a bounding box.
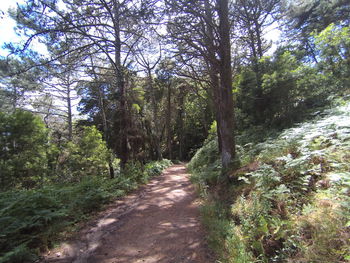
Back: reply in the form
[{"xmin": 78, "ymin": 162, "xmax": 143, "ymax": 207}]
[
  {"xmin": 0, "ymin": 0, "xmax": 280, "ymax": 117},
  {"xmin": 1, "ymin": 0, "xmax": 281, "ymax": 57},
  {"xmin": 0, "ymin": 0, "xmax": 24, "ymax": 56}
]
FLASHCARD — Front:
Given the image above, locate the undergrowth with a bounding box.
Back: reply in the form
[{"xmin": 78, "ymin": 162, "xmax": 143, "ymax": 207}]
[
  {"xmin": 189, "ymin": 98, "xmax": 350, "ymax": 263},
  {"xmin": 0, "ymin": 159, "xmax": 172, "ymax": 263}
]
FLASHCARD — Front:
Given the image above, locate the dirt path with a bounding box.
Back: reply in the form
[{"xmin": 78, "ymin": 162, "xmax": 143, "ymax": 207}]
[{"xmin": 43, "ymin": 165, "xmax": 212, "ymax": 263}]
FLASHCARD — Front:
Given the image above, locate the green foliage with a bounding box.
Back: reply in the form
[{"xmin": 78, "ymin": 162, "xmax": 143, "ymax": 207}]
[
  {"xmin": 314, "ymin": 24, "xmax": 350, "ymax": 91},
  {"xmin": 200, "ymin": 202, "xmax": 254, "ymax": 263},
  {"xmin": 260, "ymin": 51, "xmax": 327, "ymax": 126},
  {"xmin": 0, "ymin": 190, "xmax": 67, "ymax": 262},
  {"xmin": 0, "ymin": 114, "xmax": 115, "ymax": 187},
  {"xmin": 0, "ymin": 110, "xmax": 48, "ymax": 190},
  {"xmin": 53, "ymin": 126, "xmax": 110, "ymax": 182},
  {"xmin": 188, "ymin": 139, "xmax": 221, "ymax": 190},
  {"xmin": 191, "ymin": 99, "xmax": 350, "ymax": 262},
  {"xmin": 144, "ymin": 159, "xmax": 173, "ymax": 179},
  {"xmin": 235, "ymin": 36, "xmax": 348, "ymax": 128},
  {"xmin": 0, "ymin": 159, "xmax": 171, "ymax": 262},
  {"xmin": 180, "ymin": 90, "xmax": 214, "ymax": 160},
  {"xmin": 122, "ymin": 159, "xmax": 172, "ymax": 185}
]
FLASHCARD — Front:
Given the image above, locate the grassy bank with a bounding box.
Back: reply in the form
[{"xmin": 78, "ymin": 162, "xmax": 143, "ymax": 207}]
[
  {"xmin": 0, "ymin": 159, "xmax": 172, "ymax": 263},
  {"xmin": 189, "ymin": 99, "xmax": 350, "ymax": 262}
]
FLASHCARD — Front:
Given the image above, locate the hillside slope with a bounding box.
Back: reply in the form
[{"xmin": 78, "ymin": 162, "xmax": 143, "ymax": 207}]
[{"xmin": 189, "ymin": 99, "xmax": 350, "ymax": 262}]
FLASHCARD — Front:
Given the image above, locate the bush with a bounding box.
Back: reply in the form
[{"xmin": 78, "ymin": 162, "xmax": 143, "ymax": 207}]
[
  {"xmin": 144, "ymin": 159, "xmax": 172, "ymax": 178},
  {"xmin": 0, "ymin": 110, "xmax": 49, "ymax": 190},
  {"xmin": 54, "ymin": 126, "xmax": 110, "ymax": 182},
  {"xmin": 188, "ymin": 139, "xmax": 221, "ymax": 189},
  {"xmin": 200, "ymin": 202, "xmax": 254, "ymax": 263}
]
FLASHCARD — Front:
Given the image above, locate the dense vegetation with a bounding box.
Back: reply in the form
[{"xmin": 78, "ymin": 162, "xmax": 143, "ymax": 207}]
[
  {"xmin": 0, "ymin": 0, "xmax": 349, "ymax": 262},
  {"xmin": 0, "ymin": 158, "xmax": 171, "ymax": 262},
  {"xmin": 189, "ymin": 98, "xmax": 350, "ymax": 262}
]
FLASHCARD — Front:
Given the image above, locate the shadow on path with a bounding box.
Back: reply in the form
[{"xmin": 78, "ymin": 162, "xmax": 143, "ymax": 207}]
[{"xmin": 43, "ymin": 165, "xmax": 213, "ymax": 263}]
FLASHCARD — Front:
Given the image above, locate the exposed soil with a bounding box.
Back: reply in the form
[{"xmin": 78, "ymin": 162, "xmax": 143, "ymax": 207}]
[{"xmin": 43, "ymin": 165, "xmax": 213, "ymax": 263}]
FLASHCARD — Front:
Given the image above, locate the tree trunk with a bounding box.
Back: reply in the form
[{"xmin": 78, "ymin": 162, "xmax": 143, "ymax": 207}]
[
  {"xmin": 210, "ymin": 72, "xmax": 223, "ymax": 153},
  {"xmin": 66, "ymin": 84, "xmax": 73, "ymax": 142},
  {"xmin": 217, "ymin": 0, "xmax": 235, "ymax": 170},
  {"xmin": 97, "ymin": 85, "xmax": 115, "ymax": 179},
  {"xmin": 166, "ymin": 82, "xmax": 172, "ymax": 160},
  {"xmin": 177, "ymin": 87, "xmax": 185, "ymax": 160},
  {"xmin": 204, "ymin": 0, "xmax": 223, "ymax": 153},
  {"xmin": 113, "ymin": 0, "xmax": 129, "ymax": 169},
  {"xmin": 148, "ymin": 68, "xmax": 162, "ymax": 160},
  {"xmin": 253, "ymin": 19, "xmax": 264, "ymax": 124}
]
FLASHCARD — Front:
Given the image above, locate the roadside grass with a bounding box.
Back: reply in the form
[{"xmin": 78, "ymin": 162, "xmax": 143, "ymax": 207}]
[{"xmin": 0, "ymin": 159, "xmax": 172, "ymax": 263}]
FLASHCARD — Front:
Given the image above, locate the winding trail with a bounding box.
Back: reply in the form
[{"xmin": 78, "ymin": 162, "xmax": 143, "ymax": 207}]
[{"xmin": 44, "ymin": 165, "xmax": 212, "ymax": 263}]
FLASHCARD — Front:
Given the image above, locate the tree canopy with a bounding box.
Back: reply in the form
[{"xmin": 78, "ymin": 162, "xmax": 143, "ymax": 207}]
[{"xmin": 1, "ymin": 0, "xmax": 349, "ymax": 175}]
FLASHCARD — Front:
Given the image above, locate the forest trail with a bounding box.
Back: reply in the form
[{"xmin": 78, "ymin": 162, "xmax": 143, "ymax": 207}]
[{"xmin": 43, "ymin": 165, "xmax": 212, "ymax": 263}]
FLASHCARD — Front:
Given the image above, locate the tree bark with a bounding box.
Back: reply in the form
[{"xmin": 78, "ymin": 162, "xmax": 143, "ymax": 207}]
[
  {"xmin": 66, "ymin": 81, "xmax": 73, "ymax": 142},
  {"xmin": 98, "ymin": 85, "xmax": 115, "ymax": 179},
  {"xmin": 177, "ymin": 86, "xmax": 185, "ymax": 160},
  {"xmin": 217, "ymin": 0, "xmax": 236, "ymax": 170},
  {"xmin": 166, "ymin": 82, "xmax": 172, "ymax": 160},
  {"xmin": 113, "ymin": 0, "xmax": 129, "ymax": 169},
  {"xmin": 204, "ymin": 0, "xmax": 223, "ymax": 153},
  {"xmin": 148, "ymin": 68, "xmax": 162, "ymax": 160}
]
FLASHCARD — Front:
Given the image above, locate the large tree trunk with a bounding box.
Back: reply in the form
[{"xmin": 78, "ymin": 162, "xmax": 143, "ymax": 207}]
[
  {"xmin": 217, "ymin": 0, "xmax": 236, "ymax": 170},
  {"xmin": 204, "ymin": 0, "xmax": 223, "ymax": 153},
  {"xmin": 113, "ymin": 0, "xmax": 129, "ymax": 169}
]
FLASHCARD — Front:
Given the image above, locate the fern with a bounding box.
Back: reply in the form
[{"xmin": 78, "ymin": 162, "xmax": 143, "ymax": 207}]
[{"xmin": 0, "ymin": 159, "xmax": 172, "ymax": 262}]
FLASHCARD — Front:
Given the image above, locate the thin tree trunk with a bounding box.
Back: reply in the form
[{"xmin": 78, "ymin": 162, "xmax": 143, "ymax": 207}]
[
  {"xmin": 148, "ymin": 68, "xmax": 162, "ymax": 160},
  {"xmin": 89, "ymin": 54, "xmax": 115, "ymax": 179},
  {"xmin": 98, "ymin": 85, "xmax": 115, "ymax": 179},
  {"xmin": 166, "ymin": 82, "xmax": 172, "ymax": 160},
  {"xmin": 211, "ymin": 73, "xmax": 223, "ymax": 153},
  {"xmin": 254, "ymin": 20, "xmax": 264, "ymax": 123},
  {"xmin": 177, "ymin": 87, "xmax": 185, "ymax": 160},
  {"xmin": 66, "ymin": 84, "xmax": 73, "ymax": 141}
]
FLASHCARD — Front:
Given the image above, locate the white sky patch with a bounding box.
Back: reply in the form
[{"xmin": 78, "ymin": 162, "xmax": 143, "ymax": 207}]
[
  {"xmin": 265, "ymin": 22, "xmax": 282, "ymax": 56},
  {"xmin": 0, "ymin": 0, "xmax": 48, "ymax": 57},
  {"xmin": 0, "ymin": 0, "xmax": 22, "ymax": 56}
]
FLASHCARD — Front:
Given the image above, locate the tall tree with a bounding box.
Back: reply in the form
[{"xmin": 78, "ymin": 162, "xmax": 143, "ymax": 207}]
[
  {"xmin": 217, "ymin": 0, "xmax": 235, "ymax": 170},
  {"xmin": 134, "ymin": 40, "xmax": 163, "ymax": 160},
  {"xmin": 234, "ymin": 0, "xmax": 280, "ymax": 123},
  {"xmin": 166, "ymin": 0, "xmax": 236, "ymax": 170},
  {"xmin": 10, "ymin": 0, "xmax": 156, "ymax": 168},
  {"xmin": 40, "ymin": 57, "xmax": 81, "ymax": 141}
]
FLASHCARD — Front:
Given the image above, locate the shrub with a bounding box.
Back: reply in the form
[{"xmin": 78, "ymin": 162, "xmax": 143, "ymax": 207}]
[
  {"xmin": 0, "ymin": 110, "xmax": 49, "ymax": 190},
  {"xmin": 54, "ymin": 126, "xmax": 110, "ymax": 182}
]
